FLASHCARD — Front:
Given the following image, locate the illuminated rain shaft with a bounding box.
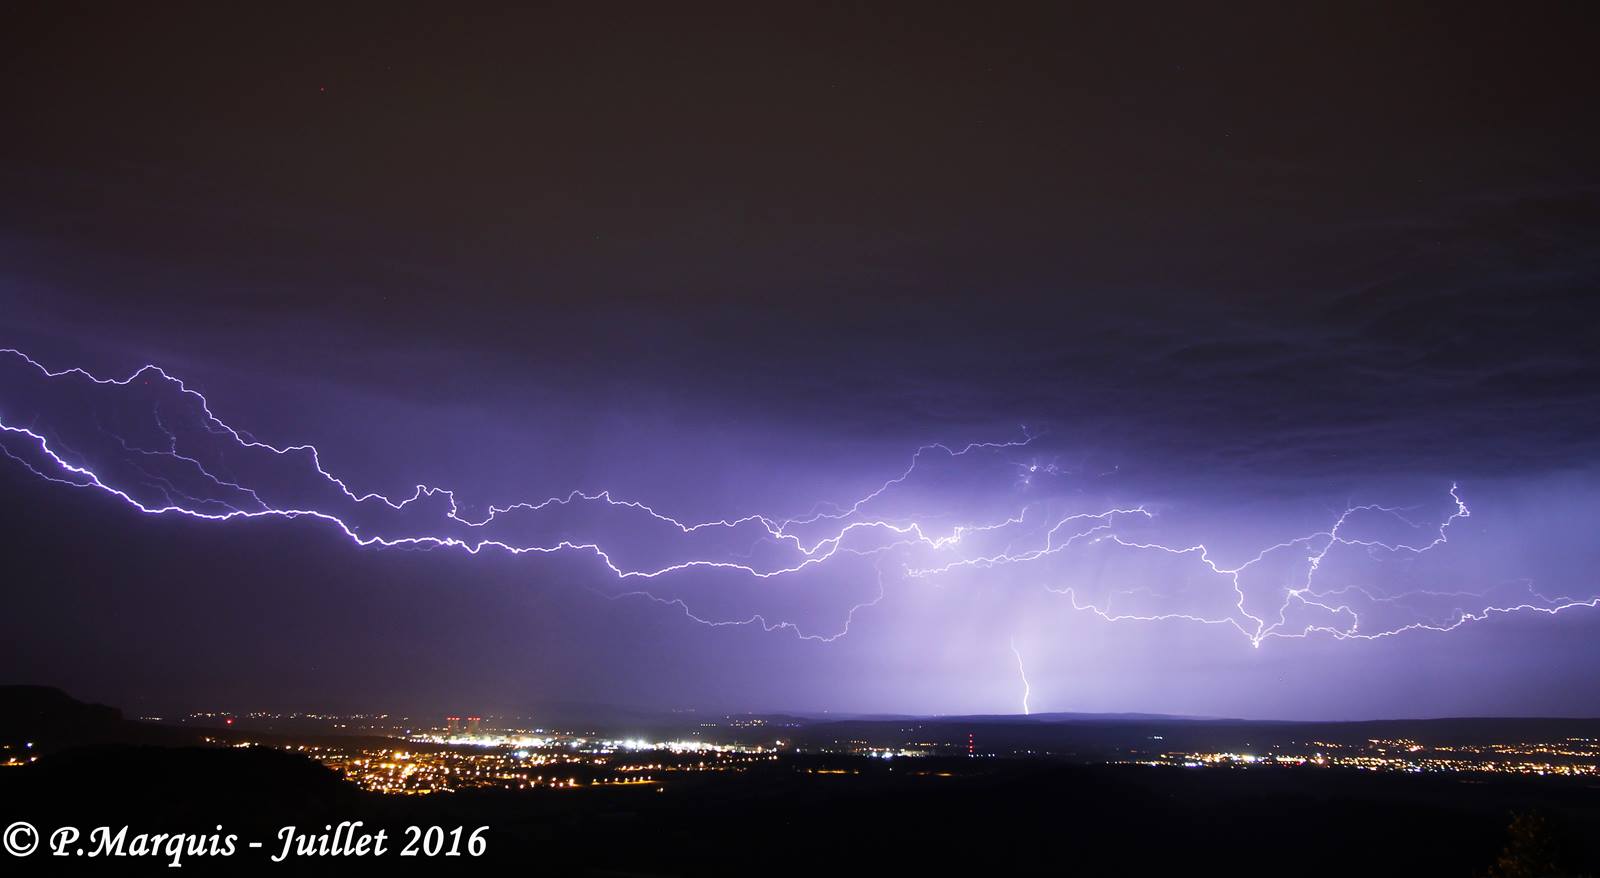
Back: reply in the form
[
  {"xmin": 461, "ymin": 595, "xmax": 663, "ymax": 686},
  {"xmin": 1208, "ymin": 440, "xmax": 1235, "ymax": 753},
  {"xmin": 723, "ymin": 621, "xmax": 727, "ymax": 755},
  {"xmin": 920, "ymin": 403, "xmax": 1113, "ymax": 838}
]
[{"xmin": 1, "ymin": 346, "xmax": 1597, "ymax": 647}]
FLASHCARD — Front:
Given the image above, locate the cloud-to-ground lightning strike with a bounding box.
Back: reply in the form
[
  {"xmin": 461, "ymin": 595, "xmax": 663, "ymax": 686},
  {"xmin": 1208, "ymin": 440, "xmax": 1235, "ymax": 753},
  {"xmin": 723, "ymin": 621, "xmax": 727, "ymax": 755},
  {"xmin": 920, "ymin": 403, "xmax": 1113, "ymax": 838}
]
[
  {"xmin": 1010, "ymin": 638, "xmax": 1031, "ymax": 716},
  {"xmin": 1, "ymin": 346, "xmax": 1596, "ymax": 653}
]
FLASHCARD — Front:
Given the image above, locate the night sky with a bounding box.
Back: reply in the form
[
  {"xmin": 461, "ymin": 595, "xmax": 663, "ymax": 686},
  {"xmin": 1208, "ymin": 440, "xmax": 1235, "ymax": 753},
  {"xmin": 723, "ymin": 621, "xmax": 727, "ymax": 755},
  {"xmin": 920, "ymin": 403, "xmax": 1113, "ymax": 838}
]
[{"xmin": 3, "ymin": 3, "xmax": 1599, "ymax": 719}]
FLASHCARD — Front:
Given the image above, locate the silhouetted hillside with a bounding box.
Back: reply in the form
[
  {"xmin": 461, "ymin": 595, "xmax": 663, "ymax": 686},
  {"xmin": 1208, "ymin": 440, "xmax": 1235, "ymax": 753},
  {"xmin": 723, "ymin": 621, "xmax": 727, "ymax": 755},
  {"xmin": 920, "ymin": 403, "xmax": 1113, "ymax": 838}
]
[
  {"xmin": 0, "ymin": 685, "xmax": 120, "ymax": 742},
  {"xmin": 0, "ymin": 684, "xmax": 210, "ymax": 753}
]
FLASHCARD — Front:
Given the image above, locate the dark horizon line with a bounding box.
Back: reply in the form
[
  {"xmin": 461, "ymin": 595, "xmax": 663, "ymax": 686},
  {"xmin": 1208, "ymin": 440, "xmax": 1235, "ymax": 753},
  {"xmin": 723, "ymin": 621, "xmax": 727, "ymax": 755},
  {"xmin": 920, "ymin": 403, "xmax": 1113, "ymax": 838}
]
[{"xmin": 20, "ymin": 685, "xmax": 1596, "ymax": 727}]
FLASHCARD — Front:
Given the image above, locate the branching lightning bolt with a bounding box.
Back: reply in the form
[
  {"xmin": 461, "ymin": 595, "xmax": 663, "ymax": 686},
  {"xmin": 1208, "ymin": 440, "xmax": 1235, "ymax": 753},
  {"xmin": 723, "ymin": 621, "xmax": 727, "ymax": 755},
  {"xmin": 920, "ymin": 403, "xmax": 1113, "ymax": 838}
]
[{"xmin": 2, "ymin": 346, "xmax": 1596, "ymax": 652}]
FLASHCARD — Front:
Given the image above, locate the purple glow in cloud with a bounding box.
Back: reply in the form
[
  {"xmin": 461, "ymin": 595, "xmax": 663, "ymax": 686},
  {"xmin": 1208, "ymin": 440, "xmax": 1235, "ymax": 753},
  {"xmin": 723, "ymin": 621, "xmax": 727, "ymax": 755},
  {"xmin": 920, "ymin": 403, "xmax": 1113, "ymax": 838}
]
[{"xmin": 2, "ymin": 346, "xmax": 1596, "ymax": 652}]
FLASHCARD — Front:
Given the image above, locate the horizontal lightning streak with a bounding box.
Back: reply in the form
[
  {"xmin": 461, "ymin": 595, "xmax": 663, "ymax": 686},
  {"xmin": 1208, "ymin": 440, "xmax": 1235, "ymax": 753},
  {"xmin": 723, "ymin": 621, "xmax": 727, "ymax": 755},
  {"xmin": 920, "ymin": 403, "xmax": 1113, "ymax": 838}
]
[{"xmin": 1, "ymin": 347, "xmax": 1595, "ymax": 649}]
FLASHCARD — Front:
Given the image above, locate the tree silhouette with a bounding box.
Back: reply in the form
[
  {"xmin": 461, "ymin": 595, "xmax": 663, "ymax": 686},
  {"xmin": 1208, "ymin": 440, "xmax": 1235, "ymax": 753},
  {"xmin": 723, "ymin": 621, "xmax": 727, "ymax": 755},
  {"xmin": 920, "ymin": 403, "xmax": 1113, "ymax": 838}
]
[{"xmin": 1481, "ymin": 812, "xmax": 1572, "ymax": 878}]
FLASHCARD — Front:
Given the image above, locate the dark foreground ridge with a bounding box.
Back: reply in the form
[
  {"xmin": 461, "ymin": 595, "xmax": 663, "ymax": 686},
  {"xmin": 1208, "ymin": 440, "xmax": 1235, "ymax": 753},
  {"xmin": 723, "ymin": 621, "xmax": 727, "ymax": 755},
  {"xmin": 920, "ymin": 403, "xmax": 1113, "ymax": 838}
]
[{"xmin": 2, "ymin": 687, "xmax": 1599, "ymax": 876}]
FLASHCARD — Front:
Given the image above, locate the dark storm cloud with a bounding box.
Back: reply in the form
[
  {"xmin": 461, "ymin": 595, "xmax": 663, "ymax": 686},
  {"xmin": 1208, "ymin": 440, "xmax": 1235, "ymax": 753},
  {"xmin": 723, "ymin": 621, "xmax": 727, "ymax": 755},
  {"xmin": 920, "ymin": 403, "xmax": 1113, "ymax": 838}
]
[
  {"xmin": 846, "ymin": 184, "xmax": 1600, "ymax": 483},
  {"xmin": 4, "ymin": 1, "xmax": 1595, "ymax": 492},
  {"xmin": 0, "ymin": 2, "xmax": 1593, "ymax": 503},
  {"xmin": 1143, "ymin": 186, "xmax": 1600, "ymax": 479},
  {"xmin": 5, "ymin": 184, "xmax": 1598, "ymax": 488}
]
